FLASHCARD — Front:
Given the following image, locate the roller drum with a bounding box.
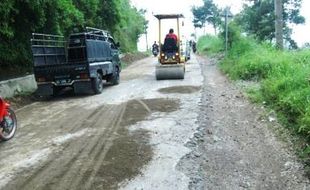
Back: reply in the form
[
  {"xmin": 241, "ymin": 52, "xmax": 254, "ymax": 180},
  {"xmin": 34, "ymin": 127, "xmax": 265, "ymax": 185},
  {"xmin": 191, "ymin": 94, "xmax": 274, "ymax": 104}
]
[{"xmin": 155, "ymin": 64, "xmax": 185, "ymax": 80}]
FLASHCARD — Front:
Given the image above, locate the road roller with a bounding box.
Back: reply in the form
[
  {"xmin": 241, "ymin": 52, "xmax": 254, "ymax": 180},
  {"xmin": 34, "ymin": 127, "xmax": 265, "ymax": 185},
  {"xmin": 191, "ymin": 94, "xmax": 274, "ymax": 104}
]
[{"xmin": 154, "ymin": 14, "xmax": 185, "ymax": 80}]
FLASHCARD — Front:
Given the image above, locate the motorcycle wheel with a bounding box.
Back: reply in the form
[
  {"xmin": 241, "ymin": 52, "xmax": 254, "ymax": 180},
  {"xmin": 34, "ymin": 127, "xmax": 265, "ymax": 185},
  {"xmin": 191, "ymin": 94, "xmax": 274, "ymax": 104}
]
[{"xmin": 0, "ymin": 108, "xmax": 17, "ymax": 141}]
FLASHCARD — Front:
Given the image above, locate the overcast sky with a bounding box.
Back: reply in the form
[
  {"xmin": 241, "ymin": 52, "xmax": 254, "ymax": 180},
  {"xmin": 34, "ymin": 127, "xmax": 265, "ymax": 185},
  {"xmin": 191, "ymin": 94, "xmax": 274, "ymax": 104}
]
[{"xmin": 131, "ymin": 0, "xmax": 310, "ymax": 50}]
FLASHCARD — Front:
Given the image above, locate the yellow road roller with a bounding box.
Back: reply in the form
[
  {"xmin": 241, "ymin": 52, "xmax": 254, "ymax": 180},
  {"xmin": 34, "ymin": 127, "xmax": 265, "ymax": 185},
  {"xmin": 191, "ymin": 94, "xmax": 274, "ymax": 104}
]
[{"xmin": 154, "ymin": 14, "xmax": 185, "ymax": 80}]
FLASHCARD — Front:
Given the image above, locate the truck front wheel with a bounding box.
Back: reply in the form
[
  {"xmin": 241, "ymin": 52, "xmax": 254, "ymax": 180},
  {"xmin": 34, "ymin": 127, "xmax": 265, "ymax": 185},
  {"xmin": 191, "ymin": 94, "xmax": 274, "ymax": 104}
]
[{"xmin": 92, "ymin": 73, "xmax": 103, "ymax": 94}]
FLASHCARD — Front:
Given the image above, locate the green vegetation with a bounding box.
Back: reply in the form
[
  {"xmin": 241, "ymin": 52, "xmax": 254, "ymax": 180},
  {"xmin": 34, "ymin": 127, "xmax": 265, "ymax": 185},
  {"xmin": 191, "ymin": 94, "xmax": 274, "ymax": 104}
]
[
  {"xmin": 236, "ymin": 0, "xmax": 304, "ymax": 48},
  {"xmin": 197, "ymin": 35, "xmax": 223, "ymax": 55},
  {"xmin": 197, "ymin": 32, "xmax": 310, "ymax": 168},
  {"xmin": 192, "ymin": 0, "xmax": 222, "ymax": 34},
  {"xmin": 0, "ymin": 0, "xmax": 147, "ymax": 74}
]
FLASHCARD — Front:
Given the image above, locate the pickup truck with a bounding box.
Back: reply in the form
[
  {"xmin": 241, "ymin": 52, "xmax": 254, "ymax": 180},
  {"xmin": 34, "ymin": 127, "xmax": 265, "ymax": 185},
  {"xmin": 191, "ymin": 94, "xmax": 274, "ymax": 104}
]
[{"xmin": 31, "ymin": 27, "xmax": 121, "ymax": 96}]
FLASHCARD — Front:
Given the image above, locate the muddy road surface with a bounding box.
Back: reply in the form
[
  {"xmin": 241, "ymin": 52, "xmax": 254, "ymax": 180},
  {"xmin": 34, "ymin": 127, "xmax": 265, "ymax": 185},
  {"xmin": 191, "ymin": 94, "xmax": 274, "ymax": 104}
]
[{"xmin": 1, "ymin": 55, "xmax": 309, "ymax": 190}]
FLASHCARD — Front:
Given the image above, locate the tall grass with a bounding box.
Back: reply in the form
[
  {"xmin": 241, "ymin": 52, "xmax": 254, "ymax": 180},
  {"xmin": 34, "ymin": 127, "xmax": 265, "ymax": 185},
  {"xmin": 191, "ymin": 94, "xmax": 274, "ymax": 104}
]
[
  {"xmin": 198, "ymin": 34, "xmax": 310, "ymax": 166},
  {"xmin": 197, "ymin": 35, "xmax": 223, "ymax": 55}
]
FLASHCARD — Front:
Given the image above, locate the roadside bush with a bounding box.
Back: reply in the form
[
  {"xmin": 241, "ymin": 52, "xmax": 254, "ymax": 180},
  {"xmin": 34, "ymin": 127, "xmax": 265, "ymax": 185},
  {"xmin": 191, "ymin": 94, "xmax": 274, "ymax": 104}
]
[
  {"xmin": 221, "ymin": 37, "xmax": 275, "ymax": 80},
  {"xmin": 219, "ymin": 21, "xmax": 241, "ymax": 50},
  {"xmin": 197, "ymin": 35, "xmax": 223, "ymax": 55}
]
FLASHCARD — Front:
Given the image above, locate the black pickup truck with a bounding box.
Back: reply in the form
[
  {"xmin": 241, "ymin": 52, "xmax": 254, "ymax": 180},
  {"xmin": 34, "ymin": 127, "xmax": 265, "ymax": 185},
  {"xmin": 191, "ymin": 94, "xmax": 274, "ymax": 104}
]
[{"xmin": 31, "ymin": 27, "xmax": 121, "ymax": 96}]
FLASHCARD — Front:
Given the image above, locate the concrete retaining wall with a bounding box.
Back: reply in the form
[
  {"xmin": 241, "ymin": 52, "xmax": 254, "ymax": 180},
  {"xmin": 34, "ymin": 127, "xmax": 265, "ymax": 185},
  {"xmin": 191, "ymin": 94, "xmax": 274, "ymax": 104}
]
[{"xmin": 0, "ymin": 75, "xmax": 37, "ymax": 98}]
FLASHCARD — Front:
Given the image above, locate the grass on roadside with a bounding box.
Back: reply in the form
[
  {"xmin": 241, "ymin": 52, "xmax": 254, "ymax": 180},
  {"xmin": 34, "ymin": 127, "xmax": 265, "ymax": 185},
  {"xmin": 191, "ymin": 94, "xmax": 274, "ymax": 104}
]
[{"xmin": 197, "ymin": 35, "xmax": 223, "ymax": 56}]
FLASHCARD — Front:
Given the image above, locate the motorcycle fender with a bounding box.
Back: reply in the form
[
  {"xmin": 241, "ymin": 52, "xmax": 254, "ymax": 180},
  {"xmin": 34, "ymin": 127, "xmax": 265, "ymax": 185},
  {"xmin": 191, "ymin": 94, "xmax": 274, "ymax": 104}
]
[{"xmin": 0, "ymin": 98, "xmax": 9, "ymax": 120}]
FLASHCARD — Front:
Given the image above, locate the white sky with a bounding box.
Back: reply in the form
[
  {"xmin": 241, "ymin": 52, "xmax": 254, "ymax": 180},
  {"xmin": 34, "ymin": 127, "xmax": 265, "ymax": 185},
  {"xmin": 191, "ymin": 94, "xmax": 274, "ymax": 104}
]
[{"xmin": 131, "ymin": 0, "xmax": 310, "ymax": 50}]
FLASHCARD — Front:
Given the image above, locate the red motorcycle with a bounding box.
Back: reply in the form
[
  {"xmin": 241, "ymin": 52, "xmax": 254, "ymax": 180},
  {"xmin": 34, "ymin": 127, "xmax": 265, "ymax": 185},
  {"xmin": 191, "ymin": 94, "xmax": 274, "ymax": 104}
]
[{"xmin": 0, "ymin": 97, "xmax": 17, "ymax": 141}]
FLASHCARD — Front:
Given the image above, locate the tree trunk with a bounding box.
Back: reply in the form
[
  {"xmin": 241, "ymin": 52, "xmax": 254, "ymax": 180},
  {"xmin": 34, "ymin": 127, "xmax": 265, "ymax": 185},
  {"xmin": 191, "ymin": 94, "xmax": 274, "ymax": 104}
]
[
  {"xmin": 275, "ymin": 0, "xmax": 283, "ymax": 49},
  {"xmin": 213, "ymin": 23, "xmax": 217, "ymax": 35}
]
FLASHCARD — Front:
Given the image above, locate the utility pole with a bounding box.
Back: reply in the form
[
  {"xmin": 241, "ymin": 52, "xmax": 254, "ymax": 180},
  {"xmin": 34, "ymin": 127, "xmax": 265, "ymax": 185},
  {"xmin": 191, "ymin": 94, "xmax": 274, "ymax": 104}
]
[
  {"xmin": 225, "ymin": 8, "xmax": 228, "ymax": 55},
  {"xmin": 144, "ymin": 19, "xmax": 149, "ymax": 51},
  {"xmin": 221, "ymin": 7, "xmax": 232, "ymax": 56},
  {"xmin": 275, "ymin": 0, "xmax": 283, "ymax": 49},
  {"xmin": 145, "ymin": 30, "xmax": 149, "ymax": 51}
]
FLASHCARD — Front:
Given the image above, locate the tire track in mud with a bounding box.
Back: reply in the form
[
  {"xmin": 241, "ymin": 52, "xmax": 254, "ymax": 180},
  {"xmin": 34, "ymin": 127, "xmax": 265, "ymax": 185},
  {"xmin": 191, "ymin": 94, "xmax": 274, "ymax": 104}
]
[
  {"xmin": 68, "ymin": 104, "xmax": 127, "ymax": 190},
  {"xmin": 4, "ymin": 98, "xmax": 180, "ymax": 190},
  {"xmin": 0, "ymin": 100, "xmax": 101, "ymax": 189},
  {"xmin": 17, "ymin": 101, "xmax": 106, "ymax": 144},
  {"xmin": 4, "ymin": 104, "xmax": 117, "ymax": 190}
]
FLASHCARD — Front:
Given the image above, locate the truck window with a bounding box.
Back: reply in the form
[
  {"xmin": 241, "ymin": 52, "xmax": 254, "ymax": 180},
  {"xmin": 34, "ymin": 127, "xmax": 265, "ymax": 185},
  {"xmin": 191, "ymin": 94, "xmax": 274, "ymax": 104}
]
[{"xmin": 108, "ymin": 38, "xmax": 117, "ymax": 49}]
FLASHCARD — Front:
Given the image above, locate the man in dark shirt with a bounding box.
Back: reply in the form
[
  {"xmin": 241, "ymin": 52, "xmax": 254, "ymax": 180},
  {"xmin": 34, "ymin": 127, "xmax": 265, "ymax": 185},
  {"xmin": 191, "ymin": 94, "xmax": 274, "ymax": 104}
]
[
  {"xmin": 165, "ymin": 29, "xmax": 177, "ymax": 43},
  {"xmin": 163, "ymin": 29, "xmax": 178, "ymax": 52},
  {"xmin": 152, "ymin": 41, "xmax": 159, "ymax": 50}
]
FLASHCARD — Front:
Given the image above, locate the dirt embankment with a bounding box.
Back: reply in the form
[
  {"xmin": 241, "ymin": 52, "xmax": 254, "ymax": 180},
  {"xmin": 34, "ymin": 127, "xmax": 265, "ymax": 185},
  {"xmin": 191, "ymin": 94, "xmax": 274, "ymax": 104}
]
[{"xmin": 121, "ymin": 52, "xmax": 149, "ymax": 66}]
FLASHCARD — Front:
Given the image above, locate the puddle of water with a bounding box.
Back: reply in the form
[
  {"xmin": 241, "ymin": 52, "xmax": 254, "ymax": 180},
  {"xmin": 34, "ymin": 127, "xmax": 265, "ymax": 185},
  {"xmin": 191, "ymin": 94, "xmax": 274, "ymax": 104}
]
[
  {"xmin": 121, "ymin": 98, "xmax": 180, "ymax": 127},
  {"xmin": 158, "ymin": 86, "xmax": 201, "ymax": 94}
]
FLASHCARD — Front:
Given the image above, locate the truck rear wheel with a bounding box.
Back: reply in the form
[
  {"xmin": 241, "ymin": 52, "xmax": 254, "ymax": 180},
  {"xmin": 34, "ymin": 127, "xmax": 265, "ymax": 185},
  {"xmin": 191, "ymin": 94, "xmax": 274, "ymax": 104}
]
[
  {"xmin": 92, "ymin": 73, "xmax": 103, "ymax": 94},
  {"xmin": 108, "ymin": 67, "xmax": 120, "ymax": 85}
]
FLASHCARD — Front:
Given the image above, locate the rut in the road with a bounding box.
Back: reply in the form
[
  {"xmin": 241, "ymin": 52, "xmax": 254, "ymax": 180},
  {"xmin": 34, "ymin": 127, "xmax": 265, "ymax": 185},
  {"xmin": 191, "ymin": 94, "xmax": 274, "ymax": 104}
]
[{"xmin": 5, "ymin": 98, "xmax": 179, "ymax": 190}]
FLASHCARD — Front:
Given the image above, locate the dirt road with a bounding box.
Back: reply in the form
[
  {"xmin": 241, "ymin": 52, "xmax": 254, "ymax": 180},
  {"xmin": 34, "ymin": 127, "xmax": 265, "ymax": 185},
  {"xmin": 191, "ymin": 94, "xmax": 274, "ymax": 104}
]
[{"xmin": 0, "ymin": 55, "xmax": 309, "ymax": 190}]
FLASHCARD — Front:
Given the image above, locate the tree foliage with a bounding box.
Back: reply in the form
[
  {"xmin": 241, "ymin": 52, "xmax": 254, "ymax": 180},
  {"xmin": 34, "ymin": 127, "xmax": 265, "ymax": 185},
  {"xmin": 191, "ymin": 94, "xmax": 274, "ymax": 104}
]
[
  {"xmin": 191, "ymin": 0, "xmax": 222, "ymax": 34},
  {"xmin": 236, "ymin": 0, "xmax": 305, "ymax": 47},
  {"xmin": 0, "ymin": 0, "xmax": 147, "ymax": 70}
]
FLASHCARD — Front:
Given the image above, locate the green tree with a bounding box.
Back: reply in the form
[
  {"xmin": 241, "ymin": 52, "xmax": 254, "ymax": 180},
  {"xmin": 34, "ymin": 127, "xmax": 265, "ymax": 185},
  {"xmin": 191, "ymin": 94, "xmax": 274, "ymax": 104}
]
[
  {"xmin": 73, "ymin": 0, "xmax": 99, "ymax": 27},
  {"xmin": 192, "ymin": 0, "xmax": 222, "ymax": 34},
  {"xmin": 0, "ymin": 0, "xmax": 83, "ymax": 68},
  {"xmin": 219, "ymin": 21, "xmax": 241, "ymax": 49},
  {"xmin": 236, "ymin": 0, "xmax": 305, "ymax": 48},
  {"xmin": 0, "ymin": 0, "xmax": 147, "ymax": 73},
  {"xmin": 114, "ymin": 3, "xmax": 147, "ymax": 52}
]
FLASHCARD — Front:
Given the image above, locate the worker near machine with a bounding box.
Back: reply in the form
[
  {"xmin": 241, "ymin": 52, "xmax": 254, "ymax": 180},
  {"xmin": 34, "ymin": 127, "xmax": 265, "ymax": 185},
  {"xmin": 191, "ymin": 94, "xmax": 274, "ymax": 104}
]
[
  {"xmin": 165, "ymin": 29, "xmax": 177, "ymax": 43},
  {"xmin": 163, "ymin": 29, "xmax": 178, "ymax": 52}
]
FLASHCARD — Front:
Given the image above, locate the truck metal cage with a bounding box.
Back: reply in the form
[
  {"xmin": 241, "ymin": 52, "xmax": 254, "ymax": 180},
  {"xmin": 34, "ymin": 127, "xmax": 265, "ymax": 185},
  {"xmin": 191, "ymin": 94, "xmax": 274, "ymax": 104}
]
[
  {"xmin": 31, "ymin": 33, "xmax": 66, "ymax": 67},
  {"xmin": 68, "ymin": 27, "xmax": 112, "ymax": 63},
  {"xmin": 31, "ymin": 27, "xmax": 114, "ymax": 66},
  {"xmin": 86, "ymin": 27, "xmax": 110, "ymax": 38}
]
